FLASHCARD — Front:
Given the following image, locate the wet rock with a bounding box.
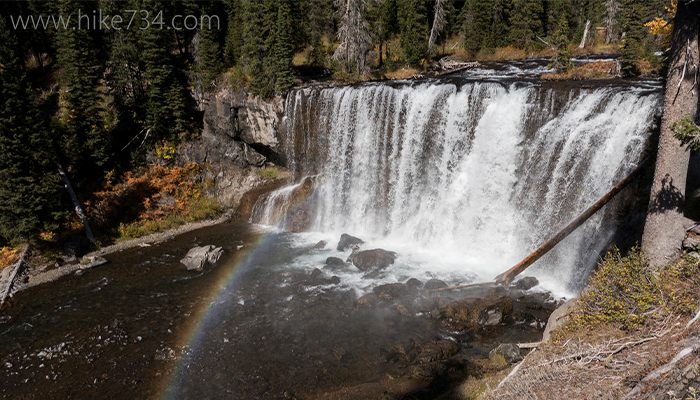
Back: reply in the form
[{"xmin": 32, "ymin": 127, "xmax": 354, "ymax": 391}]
[
  {"xmin": 328, "ymin": 276, "xmax": 341, "ymax": 285},
  {"xmin": 282, "ymin": 177, "xmax": 318, "ymax": 233},
  {"xmin": 349, "ymin": 249, "xmax": 397, "ymax": 271},
  {"xmin": 489, "ymin": 343, "xmax": 523, "ymax": 364},
  {"xmin": 406, "ymin": 278, "xmax": 423, "ymax": 290},
  {"xmin": 310, "ymin": 268, "xmax": 324, "ymax": 280},
  {"xmin": 314, "ymin": 240, "xmax": 327, "ymax": 249},
  {"xmin": 180, "ymin": 245, "xmax": 224, "ymax": 271},
  {"xmin": 324, "ymin": 257, "xmax": 348, "ymax": 270},
  {"xmin": 357, "ymin": 293, "xmax": 380, "ymax": 308},
  {"xmin": 423, "ymin": 279, "xmax": 448, "ymax": 290},
  {"xmin": 373, "ymin": 283, "xmax": 410, "ymax": 300},
  {"xmin": 512, "ymin": 276, "xmax": 539, "ymax": 291},
  {"xmin": 62, "ymin": 236, "xmax": 90, "ymax": 262},
  {"xmin": 414, "ymin": 339, "xmax": 461, "ymax": 364},
  {"xmin": 440, "ymin": 295, "xmax": 513, "ymax": 328},
  {"xmin": 409, "ymin": 362, "xmax": 446, "ymax": 380},
  {"xmin": 337, "ymin": 233, "xmax": 364, "ymax": 251}
]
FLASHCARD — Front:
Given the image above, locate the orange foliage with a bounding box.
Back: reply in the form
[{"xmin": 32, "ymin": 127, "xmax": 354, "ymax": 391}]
[
  {"xmin": 87, "ymin": 163, "xmax": 220, "ymax": 239},
  {"xmin": 0, "ymin": 247, "xmax": 19, "ymax": 269},
  {"xmin": 645, "ymin": 0, "xmax": 676, "ymax": 47}
]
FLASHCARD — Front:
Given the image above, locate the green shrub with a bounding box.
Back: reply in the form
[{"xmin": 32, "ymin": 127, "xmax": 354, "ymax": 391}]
[{"xmin": 571, "ymin": 247, "xmax": 660, "ymax": 330}]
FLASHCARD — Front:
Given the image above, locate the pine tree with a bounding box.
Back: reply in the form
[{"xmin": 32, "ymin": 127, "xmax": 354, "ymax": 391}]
[
  {"xmin": 274, "ymin": 2, "xmax": 295, "ymax": 93},
  {"xmin": 550, "ymin": 13, "xmax": 573, "ymax": 71},
  {"xmin": 397, "ymin": 0, "xmax": 428, "ymax": 66},
  {"xmin": 241, "ymin": 0, "xmax": 268, "ymax": 95},
  {"xmin": 509, "ymin": 0, "xmax": 545, "ymax": 48},
  {"xmin": 198, "ymin": 2, "xmax": 225, "ymax": 90},
  {"xmin": 619, "ymin": 0, "xmax": 652, "ymax": 75},
  {"xmin": 0, "ymin": 16, "xmax": 63, "ymax": 243},
  {"xmin": 55, "ymin": 0, "xmax": 111, "ymax": 178},
  {"xmin": 308, "ymin": 0, "xmax": 336, "ymax": 66},
  {"xmin": 224, "ymin": 0, "xmax": 244, "ymax": 66},
  {"xmin": 461, "ymin": 0, "xmax": 494, "ymax": 55},
  {"xmin": 138, "ymin": 0, "xmax": 190, "ymax": 142},
  {"xmin": 367, "ymin": 0, "xmax": 398, "ymax": 68}
]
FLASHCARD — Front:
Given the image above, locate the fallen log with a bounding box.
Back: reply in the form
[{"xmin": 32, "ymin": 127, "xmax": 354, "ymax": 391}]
[
  {"xmin": 0, "ymin": 244, "xmax": 30, "ymax": 307},
  {"xmin": 495, "ymin": 161, "xmax": 647, "ymax": 285}
]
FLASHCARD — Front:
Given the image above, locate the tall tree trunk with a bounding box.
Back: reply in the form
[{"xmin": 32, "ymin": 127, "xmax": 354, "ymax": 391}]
[
  {"xmin": 604, "ymin": 0, "xmax": 619, "ymax": 44},
  {"xmin": 428, "ymin": 0, "xmax": 446, "ymax": 53},
  {"xmin": 642, "ymin": 0, "xmax": 700, "ymax": 267},
  {"xmin": 579, "ymin": 20, "xmax": 591, "ymax": 48},
  {"xmin": 57, "ymin": 162, "xmax": 97, "ymax": 244}
]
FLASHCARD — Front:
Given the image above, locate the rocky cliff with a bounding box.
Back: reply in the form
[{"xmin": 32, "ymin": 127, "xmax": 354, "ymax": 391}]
[{"xmin": 176, "ymin": 87, "xmax": 290, "ymax": 212}]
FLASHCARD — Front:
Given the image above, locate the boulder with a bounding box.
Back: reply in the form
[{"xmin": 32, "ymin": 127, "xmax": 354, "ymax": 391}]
[
  {"xmin": 324, "ymin": 257, "xmax": 348, "ymax": 270},
  {"xmin": 180, "ymin": 245, "xmax": 224, "ymax": 271},
  {"xmin": 512, "ymin": 276, "xmax": 539, "ymax": 291},
  {"xmin": 683, "ymin": 236, "xmax": 700, "ymax": 250},
  {"xmin": 373, "ymin": 283, "xmax": 410, "ymax": 300},
  {"xmin": 489, "ymin": 343, "xmax": 523, "ymax": 364},
  {"xmin": 440, "ymin": 295, "xmax": 513, "ymax": 327},
  {"xmin": 423, "ymin": 279, "xmax": 448, "ymax": 290},
  {"xmin": 349, "ymin": 249, "xmax": 397, "ymax": 271},
  {"xmin": 314, "ymin": 240, "xmax": 327, "ymax": 249},
  {"xmin": 337, "ymin": 233, "xmax": 364, "ymax": 251}
]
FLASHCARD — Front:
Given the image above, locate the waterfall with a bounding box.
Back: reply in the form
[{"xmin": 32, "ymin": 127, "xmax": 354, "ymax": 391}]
[{"xmin": 256, "ymin": 80, "xmax": 661, "ymax": 294}]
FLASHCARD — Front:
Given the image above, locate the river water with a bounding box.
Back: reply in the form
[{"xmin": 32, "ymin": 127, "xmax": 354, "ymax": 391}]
[{"xmin": 1, "ymin": 64, "xmax": 663, "ymax": 399}]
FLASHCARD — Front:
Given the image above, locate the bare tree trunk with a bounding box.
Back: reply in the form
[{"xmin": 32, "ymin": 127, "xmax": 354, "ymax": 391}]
[
  {"xmin": 604, "ymin": 0, "xmax": 619, "ymax": 44},
  {"xmin": 428, "ymin": 0, "xmax": 446, "ymax": 53},
  {"xmin": 642, "ymin": 0, "xmax": 700, "ymax": 267},
  {"xmin": 579, "ymin": 20, "xmax": 591, "ymax": 48},
  {"xmin": 57, "ymin": 162, "xmax": 96, "ymax": 244}
]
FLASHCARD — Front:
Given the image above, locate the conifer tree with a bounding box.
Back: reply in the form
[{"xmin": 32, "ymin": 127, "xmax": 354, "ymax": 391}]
[
  {"xmin": 0, "ymin": 16, "xmax": 63, "ymax": 243},
  {"xmin": 397, "ymin": 0, "xmax": 428, "ymax": 66},
  {"xmin": 198, "ymin": 2, "xmax": 225, "ymax": 89},
  {"xmin": 273, "ymin": 2, "xmax": 296, "ymax": 93},
  {"xmin": 55, "ymin": 0, "xmax": 112, "ymax": 177},
  {"xmin": 308, "ymin": 0, "xmax": 337, "ymax": 67},
  {"xmin": 619, "ymin": 0, "xmax": 652, "ymax": 74},
  {"xmin": 224, "ymin": 0, "xmax": 244, "ymax": 66},
  {"xmin": 461, "ymin": 0, "xmax": 494, "ymax": 55},
  {"xmin": 509, "ymin": 0, "xmax": 545, "ymax": 48}
]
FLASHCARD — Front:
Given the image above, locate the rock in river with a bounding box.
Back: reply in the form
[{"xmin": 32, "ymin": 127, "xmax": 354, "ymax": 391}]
[
  {"xmin": 180, "ymin": 245, "xmax": 224, "ymax": 271},
  {"xmin": 348, "ymin": 249, "xmax": 397, "ymax": 271},
  {"xmin": 336, "ymin": 233, "xmax": 364, "ymax": 251}
]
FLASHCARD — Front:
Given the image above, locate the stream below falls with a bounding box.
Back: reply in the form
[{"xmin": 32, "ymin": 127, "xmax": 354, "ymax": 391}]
[{"xmin": 0, "ymin": 222, "xmax": 555, "ymax": 400}]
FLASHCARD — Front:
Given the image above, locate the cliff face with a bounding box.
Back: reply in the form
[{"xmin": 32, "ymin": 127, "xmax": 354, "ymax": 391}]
[{"xmin": 176, "ymin": 88, "xmax": 289, "ymax": 211}]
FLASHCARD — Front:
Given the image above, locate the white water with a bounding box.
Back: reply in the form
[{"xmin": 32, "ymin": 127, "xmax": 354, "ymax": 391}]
[{"xmin": 260, "ymin": 81, "xmax": 661, "ymax": 297}]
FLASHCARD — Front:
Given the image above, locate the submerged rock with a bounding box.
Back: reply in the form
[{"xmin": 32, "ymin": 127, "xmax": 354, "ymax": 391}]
[
  {"xmin": 349, "ymin": 249, "xmax": 397, "ymax": 271},
  {"xmin": 512, "ymin": 276, "xmax": 539, "ymax": 291},
  {"xmin": 324, "ymin": 257, "xmax": 348, "ymax": 270},
  {"xmin": 180, "ymin": 245, "xmax": 224, "ymax": 271},
  {"xmin": 337, "ymin": 233, "xmax": 364, "ymax": 251}
]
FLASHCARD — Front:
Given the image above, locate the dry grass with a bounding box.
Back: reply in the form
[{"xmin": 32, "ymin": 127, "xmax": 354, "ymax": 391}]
[
  {"xmin": 457, "ymin": 368, "xmax": 513, "ymax": 400},
  {"xmin": 381, "ymin": 67, "xmax": 421, "ymax": 80},
  {"xmin": 483, "ymin": 316, "xmax": 690, "ymax": 400},
  {"xmin": 542, "ymin": 61, "xmax": 617, "ymax": 80},
  {"xmin": 481, "ymin": 250, "xmax": 700, "ymax": 399}
]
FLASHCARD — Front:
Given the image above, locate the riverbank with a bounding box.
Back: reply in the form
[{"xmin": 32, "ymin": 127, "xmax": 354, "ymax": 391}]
[{"xmin": 1, "ymin": 213, "xmax": 234, "ymax": 303}]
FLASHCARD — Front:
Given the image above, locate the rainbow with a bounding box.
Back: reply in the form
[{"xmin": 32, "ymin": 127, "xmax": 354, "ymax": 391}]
[{"xmin": 158, "ymin": 181, "xmax": 318, "ymax": 399}]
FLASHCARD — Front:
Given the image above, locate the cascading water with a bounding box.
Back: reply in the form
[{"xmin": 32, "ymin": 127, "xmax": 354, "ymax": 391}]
[{"xmin": 254, "ymin": 79, "xmax": 661, "ymax": 296}]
